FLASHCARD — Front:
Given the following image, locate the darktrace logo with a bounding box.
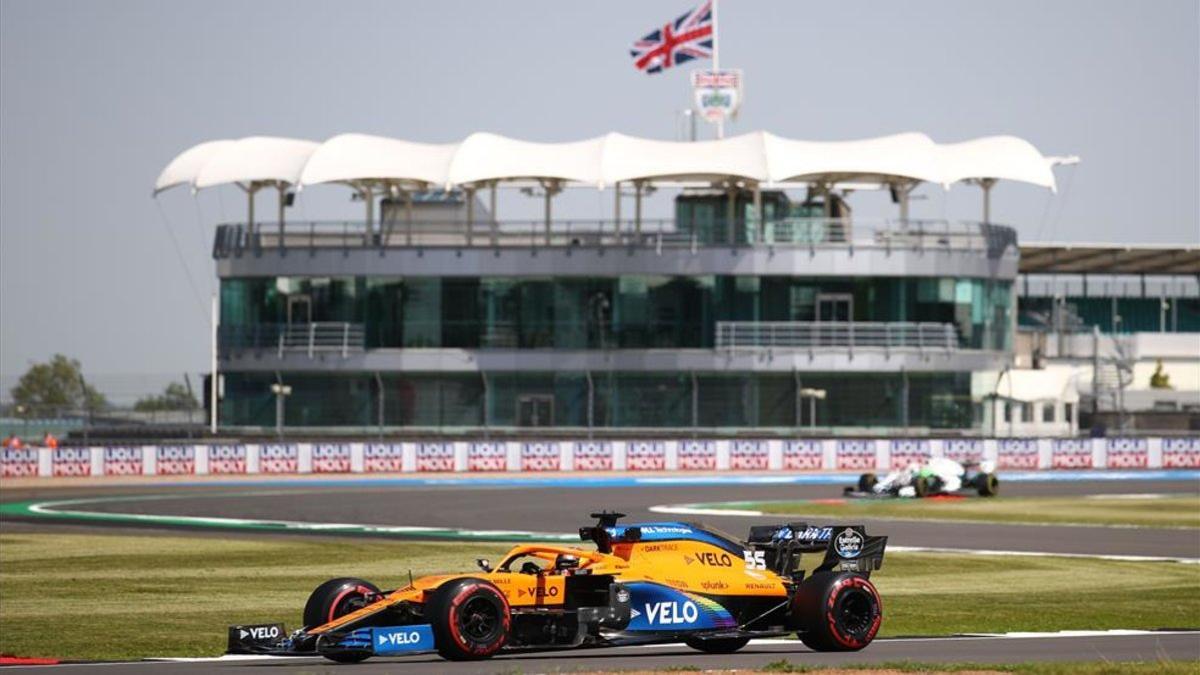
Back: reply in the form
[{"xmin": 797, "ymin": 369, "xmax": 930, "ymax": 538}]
[
  {"xmin": 835, "ymin": 529, "xmax": 864, "ymax": 558},
  {"xmin": 684, "ymin": 552, "xmax": 732, "ymax": 567}
]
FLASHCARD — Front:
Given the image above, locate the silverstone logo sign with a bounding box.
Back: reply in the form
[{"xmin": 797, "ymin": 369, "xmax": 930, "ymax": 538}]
[
  {"xmin": 783, "ymin": 440, "xmax": 823, "ymax": 470},
  {"xmin": 677, "ymin": 441, "xmax": 716, "ymax": 470},
  {"xmin": 572, "ymin": 442, "xmax": 613, "ymax": 471},
  {"xmin": 156, "ymin": 446, "xmax": 195, "ymax": 475},
  {"xmin": 691, "ymin": 69, "xmax": 743, "ymax": 123}
]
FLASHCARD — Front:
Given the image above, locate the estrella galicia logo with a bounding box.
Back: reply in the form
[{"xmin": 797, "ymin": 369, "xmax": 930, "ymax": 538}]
[{"xmin": 835, "ymin": 529, "xmax": 864, "ymax": 558}]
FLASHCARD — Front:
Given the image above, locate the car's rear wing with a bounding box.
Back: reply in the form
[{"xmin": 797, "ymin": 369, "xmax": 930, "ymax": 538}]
[{"xmin": 746, "ymin": 523, "xmax": 887, "ymax": 579}]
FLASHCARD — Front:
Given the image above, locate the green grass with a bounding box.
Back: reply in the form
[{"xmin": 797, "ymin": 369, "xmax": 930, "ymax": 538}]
[
  {"xmin": 725, "ymin": 495, "xmax": 1200, "ymax": 528},
  {"xmin": 0, "ymin": 532, "xmax": 1197, "ymax": 661}
]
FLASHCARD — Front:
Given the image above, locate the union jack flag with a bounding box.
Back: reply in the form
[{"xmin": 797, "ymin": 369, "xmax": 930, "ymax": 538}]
[{"xmin": 631, "ymin": 1, "xmax": 713, "ymax": 74}]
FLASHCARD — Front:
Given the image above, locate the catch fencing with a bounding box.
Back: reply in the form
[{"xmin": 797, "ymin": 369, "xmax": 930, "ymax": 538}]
[{"xmin": 1, "ymin": 437, "xmax": 1197, "ymax": 478}]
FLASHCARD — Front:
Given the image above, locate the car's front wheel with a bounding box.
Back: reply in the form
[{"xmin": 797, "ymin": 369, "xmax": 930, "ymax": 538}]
[
  {"xmin": 792, "ymin": 571, "xmax": 882, "ymax": 651},
  {"xmin": 303, "ymin": 577, "xmax": 382, "ymax": 663},
  {"xmin": 427, "ymin": 578, "xmax": 510, "ymax": 661},
  {"xmin": 685, "ymin": 636, "xmax": 751, "ymax": 653}
]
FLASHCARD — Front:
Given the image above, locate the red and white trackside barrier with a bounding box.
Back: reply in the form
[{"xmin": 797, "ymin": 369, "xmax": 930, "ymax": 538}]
[{"xmin": 1, "ymin": 437, "xmax": 1198, "ymax": 479}]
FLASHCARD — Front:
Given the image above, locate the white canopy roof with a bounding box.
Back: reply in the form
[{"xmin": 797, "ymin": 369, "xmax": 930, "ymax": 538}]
[
  {"xmin": 153, "ymin": 139, "xmax": 236, "ymax": 195},
  {"xmin": 156, "ymin": 131, "xmax": 1071, "ymax": 194},
  {"xmin": 936, "ymin": 136, "xmax": 1059, "ymax": 190},
  {"xmin": 447, "ymin": 133, "xmax": 606, "ymax": 187},
  {"xmin": 156, "ymin": 136, "xmax": 319, "ymax": 193},
  {"xmin": 601, "ymin": 132, "xmax": 768, "ymax": 184},
  {"xmin": 765, "ymin": 132, "xmax": 944, "ymax": 185},
  {"xmin": 298, "ymin": 133, "xmax": 457, "ymax": 188}
]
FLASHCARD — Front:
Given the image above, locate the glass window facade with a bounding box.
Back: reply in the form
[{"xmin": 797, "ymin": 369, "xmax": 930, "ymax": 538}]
[
  {"xmin": 220, "ymin": 371, "xmax": 974, "ymax": 430},
  {"xmin": 221, "ymin": 275, "xmax": 1013, "ymax": 351},
  {"xmin": 1018, "ymin": 296, "xmax": 1200, "ymax": 333}
]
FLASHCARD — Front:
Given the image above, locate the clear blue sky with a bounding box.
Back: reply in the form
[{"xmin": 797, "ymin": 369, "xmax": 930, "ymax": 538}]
[{"xmin": 1, "ymin": 0, "xmax": 1197, "ymax": 397}]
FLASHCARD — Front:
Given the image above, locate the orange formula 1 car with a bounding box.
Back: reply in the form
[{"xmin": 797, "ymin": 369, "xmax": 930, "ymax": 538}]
[{"xmin": 227, "ymin": 512, "xmax": 888, "ymax": 663}]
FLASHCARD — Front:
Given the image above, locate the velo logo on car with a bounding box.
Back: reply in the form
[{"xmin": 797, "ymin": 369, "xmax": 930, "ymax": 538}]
[
  {"xmin": 370, "ymin": 625, "xmax": 434, "ymax": 654},
  {"xmin": 240, "ymin": 625, "xmax": 281, "ymax": 641},
  {"xmin": 644, "ymin": 600, "xmax": 699, "ymax": 626},
  {"xmin": 684, "ymin": 551, "xmax": 732, "ymax": 567}
]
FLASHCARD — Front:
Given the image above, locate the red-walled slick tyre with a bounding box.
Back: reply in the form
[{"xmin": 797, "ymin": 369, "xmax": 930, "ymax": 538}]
[
  {"xmin": 793, "ymin": 572, "xmax": 882, "ymax": 651},
  {"xmin": 303, "ymin": 577, "xmax": 382, "ymax": 663},
  {"xmin": 426, "ymin": 578, "xmax": 510, "ymax": 661}
]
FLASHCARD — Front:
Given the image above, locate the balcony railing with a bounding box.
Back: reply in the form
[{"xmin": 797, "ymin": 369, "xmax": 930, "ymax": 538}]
[
  {"xmin": 213, "ymin": 218, "xmax": 1016, "ymax": 259},
  {"xmin": 220, "ymin": 323, "xmax": 365, "ymax": 358},
  {"xmin": 715, "ymin": 321, "xmax": 961, "ymax": 352}
]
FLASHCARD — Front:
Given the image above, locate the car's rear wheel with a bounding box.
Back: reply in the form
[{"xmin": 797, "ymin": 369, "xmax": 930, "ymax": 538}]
[
  {"xmin": 685, "ymin": 636, "xmax": 751, "ymax": 653},
  {"xmin": 426, "ymin": 578, "xmax": 510, "ymax": 661},
  {"xmin": 304, "ymin": 577, "xmax": 382, "ymax": 663},
  {"xmin": 976, "ymin": 472, "xmax": 999, "ymax": 497},
  {"xmin": 857, "ymin": 473, "xmax": 877, "ymax": 492},
  {"xmin": 792, "ymin": 572, "xmax": 882, "ymax": 652}
]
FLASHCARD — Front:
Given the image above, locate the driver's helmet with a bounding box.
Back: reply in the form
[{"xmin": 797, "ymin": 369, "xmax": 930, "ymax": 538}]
[{"xmin": 554, "ymin": 553, "xmax": 581, "ymax": 572}]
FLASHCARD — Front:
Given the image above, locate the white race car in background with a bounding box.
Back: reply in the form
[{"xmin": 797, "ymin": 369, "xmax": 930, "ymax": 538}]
[{"xmin": 845, "ymin": 457, "xmax": 1000, "ymax": 499}]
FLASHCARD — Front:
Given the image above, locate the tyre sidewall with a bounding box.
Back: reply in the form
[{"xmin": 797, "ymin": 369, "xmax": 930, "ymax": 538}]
[
  {"xmin": 427, "ymin": 578, "xmax": 510, "ymax": 660},
  {"xmin": 303, "ymin": 577, "xmax": 382, "ymax": 629},
  {"xmin": 794, "ymin": 572, "xmax": 882, "ymax": 651}
]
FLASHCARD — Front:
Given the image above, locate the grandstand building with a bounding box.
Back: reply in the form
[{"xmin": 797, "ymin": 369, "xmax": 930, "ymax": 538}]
[{"xmin": 154, "ymin": 132, "xmax": 1198, "ymax": 435}]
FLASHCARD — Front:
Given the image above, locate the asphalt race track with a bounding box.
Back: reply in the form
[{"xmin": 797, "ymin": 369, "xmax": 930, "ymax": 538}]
[
  {"xmin": 2, "ymin": 633, "xmax": 1197, "ymax": 673},
  {"xmin": 4, "ymin": 476, "xmax": 1199, "ymax": 557},
  {"xmin": 2, "ymin": 473, "xmax": 1198, "ymax": 672}
]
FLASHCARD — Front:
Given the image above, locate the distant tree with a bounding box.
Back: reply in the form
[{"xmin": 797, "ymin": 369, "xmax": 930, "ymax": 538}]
[
  {"xmin": 10, "ymin": 355, "xmax": 107, "ymax": 412},
  {"xmin": 134, "ymin": 382, "xmax": 199, "ymax": 412}
]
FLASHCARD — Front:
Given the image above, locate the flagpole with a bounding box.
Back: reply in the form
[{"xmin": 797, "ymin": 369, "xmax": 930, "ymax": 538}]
[{"xmin": 712, "ymin": 0, "xmax": 723, "ymax": 138}]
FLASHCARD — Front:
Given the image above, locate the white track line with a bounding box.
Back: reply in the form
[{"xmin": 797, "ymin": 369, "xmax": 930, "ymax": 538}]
[{"xmin": 142, "ymin": 630, "xmax": 1200, "ymax": 663}]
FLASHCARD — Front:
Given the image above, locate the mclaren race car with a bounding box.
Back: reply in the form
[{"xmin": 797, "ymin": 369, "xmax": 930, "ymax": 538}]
[
  {"xmin": 227, "ymin": 512, "xmax": 888, "ymax": 662},
  {"xmin": 847, "ymin": 457, "xmax": 1000, "ymax": 499}
]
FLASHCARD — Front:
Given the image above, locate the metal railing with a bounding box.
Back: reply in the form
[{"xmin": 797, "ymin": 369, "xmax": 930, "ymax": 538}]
[
  {"xmin": 715, "ymin": 321, "xmax": 961, "ymax": 352},
  {"xmin": 220, "ymin": 323, "xmax": 365, "ymax": 358},
  {"xmin": 213, "ymin": 218, "xmax": 1015, "ymax": 259}
]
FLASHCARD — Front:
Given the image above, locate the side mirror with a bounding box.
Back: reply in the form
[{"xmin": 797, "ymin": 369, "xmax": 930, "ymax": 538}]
[{"xmin": 476, "ymin": 558, "xmax": 492, "ymax": 573}]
